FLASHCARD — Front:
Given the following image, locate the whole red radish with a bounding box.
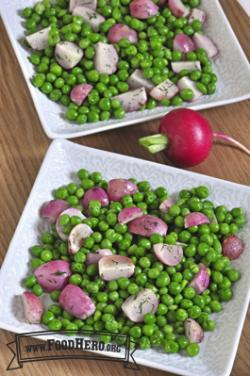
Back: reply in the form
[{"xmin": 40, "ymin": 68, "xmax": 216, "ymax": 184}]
[{"xmin": 139, "ymin": 109, "xmax": 250, "ymax": 167}]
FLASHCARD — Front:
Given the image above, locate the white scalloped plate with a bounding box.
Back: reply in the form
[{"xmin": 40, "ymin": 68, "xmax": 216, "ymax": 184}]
[
  {"xmin": 0, "ymin": 140, "xmax": 249, "ymax": 376},
  {"xmin": 0, "ymin": 0, "xmax": 250, "ymax": 139}
]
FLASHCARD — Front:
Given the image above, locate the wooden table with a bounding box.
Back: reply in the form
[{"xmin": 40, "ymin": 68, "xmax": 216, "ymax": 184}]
[{"xmin": 0, "ymin": 1, "xmax": 249, "ymax": 375}]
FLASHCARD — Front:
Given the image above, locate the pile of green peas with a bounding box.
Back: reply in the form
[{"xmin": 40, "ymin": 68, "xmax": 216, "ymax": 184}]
[
  {"xmin": 23, "ymin": 168, "xmax": 246, "ymax": 357},
  {"xmin": 21, "ymin": 0, "xmax": 218, "ymax": 125}
]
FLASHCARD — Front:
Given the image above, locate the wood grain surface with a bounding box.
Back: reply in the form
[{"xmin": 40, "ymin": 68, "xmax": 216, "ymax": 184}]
[{"xmin": 0, "ymin": 1, "xmax": 249, "ymax": 375}]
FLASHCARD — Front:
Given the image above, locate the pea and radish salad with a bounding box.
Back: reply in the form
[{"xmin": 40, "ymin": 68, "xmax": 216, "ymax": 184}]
[
  {"xmin": 21, "ymin": 0, "xmax": 219, "ymax": 125},
  {"xmin": 22, "ymin": 169, "xmax": 246, "ymax": 358}
]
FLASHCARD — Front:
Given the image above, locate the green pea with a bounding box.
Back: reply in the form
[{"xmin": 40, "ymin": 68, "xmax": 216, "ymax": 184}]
[{"xmin": 186, "ymin": 343, "xmax": 200, "ymax": 357}]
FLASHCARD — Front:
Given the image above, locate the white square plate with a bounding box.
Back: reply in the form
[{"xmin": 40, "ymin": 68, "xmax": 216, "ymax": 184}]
[
  {"xmin": 1, "ymin": 0, "xmax": 250, "ymax": 139},
  {"xmin": 0, "ymin": 139, "xmax": 249, "ymax": 376}
]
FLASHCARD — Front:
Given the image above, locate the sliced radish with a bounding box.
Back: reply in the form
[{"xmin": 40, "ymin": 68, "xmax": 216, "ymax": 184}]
[
  {"xmin": 82, "ymin": 187, "xmax": 109, "ymax": 209},
  {"xmin": 72, "ymin": 7, "xmax": 105, "ymax": 32},
  {"xmin": 159, "ymin": 198, "xmax": 175, "ymax": 213},
  {"xmin": 94, "ymin": 42, "xmax": 119, "ymax": 74},
  {"xmin": 34, "ymin": 260, "xmax": 71, "ymax": 292},
  {"xmin": 69, "ymin": 0, "xmax": 97, "ymax": 12},
  {"xmin": 153, "ymin": 243, "xmax": 183, "ymax": 266},
  {"xmin": 99, "ymin": 255, "xmax": 135, "ymax": 281},
  {"xmin": 55, "ymin": 41, "xmax": 83, "ymax": 70},
  {"xmin": 173, "ymin": 34, "xmax": 195, "ymax": 53},
  {"xmin": 70, "ymin": 83, "xmax": 93, "ymax": 105},
  {"xmin": 26, "ymin": 27, "xmax": 50, "ymax": 50},
  {"xmin": 68, "ymin": 223, "xmax": 93, "ymax": 254},
  {"xmin": 56, "ymin": 208, "xmax": 86, "ymax": 241},
  {"xmin": 22, "ymin": 291, "xmax": 43, "ymax": 324},
  {"xmin": 190, "ymin": 263, "xmax": 210, "ymax": 294},
  {"xmin": 168, "ymin": 0, "xmax": 190, "ymax": 18},
  {"xmin": 113, "ymin": 87, "xmax": 147, "ymax": 112},
  {"xmin": 121, "ymin": 288, "xmax": 159, "ymax": 322},
  {"xmin": 40, "ymin": 199, "xmax": 69, "ymax": 223},
  {"xmin": 128, "ymin": 69, "xmax": 154, "ymax": 92},
  {"xmin": 128, "ymin": 214, "xmax": 168, "ymax": 237},
  {"xmin": 107, "ymin": 24, "xmax": 138, "ymax": 44},
  {"xmin": 86, "ymin": 249, "xmax": 113, "ymax": 265},
  {"xmin": 185, "ymin": 318, "xmax": 204, "ymax": 343},
  {"xmin": 118, "ymin": 207, "xmax": 143, "ymax": 224},
  {"xmin": 193, "ymin": 33, "xmax": 219, "ymax": 59},
  {"xmin": 171, "ymin": 61, "xmax": 201, "ymax": 73},
  {"xmin": 177, "ymin": 77, "xmax": 203, "ymax": 101},
  {"xmin": 222, "ymin": 235, "xmax": 244, "ymax": 260},
  {"xmin": 149, "ymin": 79, "xmax": 179, "ymax": 101},
  {"xmin": 59, "ymin": 284, "xmax": 95, "ymax": 319},
  {"xmin": 184, "ymin": 212, "xmax": 210, "ymax": 228},
  {"xmin": 130, "ymin": 0, "xmax": 159, "ymax": 20},
  {"xmin": 107, "ymin": 179, "xmax": 138, "ymax": 201},
  {"xmin": 189, "ymin": 8, "xmax": 206, "ymax": 24}
]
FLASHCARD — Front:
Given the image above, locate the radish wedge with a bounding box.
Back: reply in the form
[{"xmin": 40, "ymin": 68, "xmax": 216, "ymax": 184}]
[
  {"xmin": 70, "ymin": 83, "xmax": 93, "ymax": 106},
  {"xmin": 99, "ymin": 255, "xmax": 135, "ymax": 281},
  {"xmin": 40, "ymin": 199, "xmax": 69, "ymax": 223},
  {"xmin": 159, "ymin": 198, "xmax": 175, "ymax": 213},
  {"xmin": 55, "ymin": 41, "xmax": 83, "ymax": 70},
  {"xmin": 107, "ymin": 179, "xmax": 138, "ymax": 201},
  {"xmin": 189, "ymin": 8, "xmax": 206, "ymax": 24},
  {"xmin": 68, "ymin": 223, "xmax": 93, "ymax": 254},
  {"xmin": 59, "ymin": 284, "xmax": 95, "ymax": 319},
  {"xmin": 118, "ymin": 207, "xmax": 143, "ymax": 224},
  {"xmin": 193, "ymin": 33, "xmax": 219, "ymax": 59},
  {"xmin": 34, "ymin": 260, "xmax": 71, "ymax": 293},
  {"xmin": 190, "ymin": 264, "xmax": 210, "ymax": 294},
  {"xmin": 86, "ymin": 249, "xmax": 113, "ymax": 265},
  {"xmin": 128, "ymin": 69, "xmax": 154, "ymax": 92},
  {"xmin": 185, "ymin": 318, "xmax": 204, "ymax": 343},
  {"xmin": 22, "ymin": 291, "xmax": 43, "ymax": 324},
  {"xmin": 26, "ymin": 27, "xmax": 50, "ymax": 50},
  {"xmin": 184, "ymin": 212, "xmax": 210, "ymax": 228},
  {"xmin": 173, "ymin": 34, "xmax": 195, "ymax": 53},
  {"xmin": 107, "ymin": 24, "xmax": 138, "ymax": 44},
  {"xmin": 69, "ymin": 0, "xmax": 97, "ymax": 12},
  {"xmin": 177, "ymin": 77, "xmax": 203, "ymax": 101},
  {"xmin": 121, "ymin": 288, "xmax": 159, "ymax": 322},
  {"xmin": 153, "ymin": 243, "xmax": 183, "ymax": 266},
  {"xmin": 150, "ymin": 79, "xmax": 179, "ymax": 101},
  {"xmin": 56, "ymin": 208, "xmax": 86, "ymax": 241},
  {"xmin": 94, "ymin": 42, "xmax": 119, "ymax": 74},
  {"xmin": 168, "ymin": 0, "xmax": 190, "ymax": 18},
  {"xmin": 82, "ymin": 187, "xmax": 109, "ymax": 209},
  {"xmin": 222, "ymin": 235, "xmax": 244, "ymax": 260},
  {"xmin": 128, "ymin": 214, "xmax": 168, "ymax": 237},
  {"xmin": 113, "ymin": 87, "xmax": 147, "ymax": 112},
  {"xmin": 72, "ymin": 7, "xmax": 105, "ymax": 32},
  {"xmin": 171, "ymin": 61, "xmax": 201, "ymax": 73},
  {"xmin": 130, "ymin": 0, "xmax": 159, "ymax": 20}
]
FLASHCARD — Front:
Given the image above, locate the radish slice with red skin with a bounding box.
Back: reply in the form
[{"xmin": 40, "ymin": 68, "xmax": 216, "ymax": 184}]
[
  {"xmin": 107, "ymin": 179, "xmax": 138, "ymax": 201},
  {"xmin": 159, "ymin": 198, "xmax": 175, "ymax": 213},
  {"xmin": 118, "ymin": 207, "xmax": 143, "ymax": 224},
  {"xmin": 184, "ymin": 212, "xmax": 210, "ymax": 228},
  {"xmin": 189, "ymin": 8, "xmax": 206, "ymax": 24},
  {"xmin": 193, "ymin": 33, "xmax": 219, "ymax": 59},
  {"xmin": 81, "ymin": 187, "xmax": 109, "ymax": 209},
  {"xmin": 128, "ymin": 214, "xmax": 168, "ymax": 237},
  {"xmin": 99, "ymin": 255, "xmax": 135, "ymax": 281},
  {"xmin": 113, "ymin": 87, "xmax": 147, "ymax": 112},
  {"xmin": 168, "ymin": 0, "xmax": 190, "ymax": 18},
  {"xmin": 59, "ymin": 284, "xmax": 95, "ymax": 319},
  {"xmin": 173, "ymin": 34, "xmax": 195, "ymax": 53},
  {"xmin": 70, "ymin": 84, "xmax": 93, "ymax": 106},
  {"xmin": 189, "ymin": 264, "xmax": 210, "ymax": 294},
  {"xmin": 68, "ymin": 223, "xmax": 93, "ymax": 254},
  {"xmin": 177, "ymin": 77, "xmax": 203, "ymax": 102},
  {"xmin": 22, "ymin": 292, "xmax": 43, "ymax": 324},
  {"xmin": 121, "ymin": 288, "xmax": 159, "ymax": 322},
  {"xmin": 153, "ymin": 243, "xmax": 183, "ymax": 266},
  {"xmin": 139, "ymin": 108, "xmax": 250, "ymax": 167},
  {"xmin": 56, "ymin": 208, "xmax": 86, "ymax": 241},
  {"xmin": 86, "ymin": 249, "xmax": 113, "ymax": 265},
  {"xmin": 40, "ymin": 200, "xmax": 69, "ymax": 223},
  {"xmin": 222, "ymin": 235, "xmax": 244, "ymax": 260},
  {"xmin": 185, "ymin": 318, "xmax": 204, "ymax": 343},
  {"xmin": 34, "ymin": 260, "xmax": 71, "ymax": 292},
  {"xmin": 171, "ymin": 61, "xmax": 201, "ymax": 74},
  {"xmin": 107, "ymin": 24, "xmax": 138, "ymax": 44},
  {"xmin": 130, "ymin": 0, "xmax": 159, "ymax": 20}
]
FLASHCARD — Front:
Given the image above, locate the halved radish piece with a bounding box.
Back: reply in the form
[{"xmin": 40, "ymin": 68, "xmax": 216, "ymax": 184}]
[
  {"xmin": 193, "ymin": 33, "xmax": 219, "ymax": 59},
  {"xmin": 94, "ymin": 42, "xmax": 119, "ymax": 74},
  {"xmin": 56, "ymin": 208, "xmax": 86, "ymax": 241},
  {"xmin": 22, "ymin": 291, "xmax": 43, "ymax": 324},
  {"xmin": 184, "ymin": 212, "xmax": 210, "ymax": 228},
  {"xmin": 69, "ymin": 0, "xmax": 97, "ymax": 12},
  {"xmin": 150, "ymin": 79, "xmax": 179, "ymax": 101},
  {"xmin": 189, "ymin": 8, "xmax": 206, "ymax": 24},
  {"xmin": 99, "ymin": 255, "xmax": 135, "ymax": 281},
  {"xmin": 113, "ymin": 87, "xmax": 147, "ymax": 112},
  {"xmin": 82, "ymin": 187, "xmax": 109, "ymax": 209},
  {"xmin": 55, "ymin": 41, "xmax": 83, "ymax": 69},
  {"xmin": 121, "ymin": 288, "xmax": 159, "ymax": 322},
  {"xmin": 173, "ymin": 34, "xmax": 195, "ymax": 53},
  {"xmin": 68, "ymin": 223, "xmax": 93, "ymax": 254},
  {"xmin": 222, "ymin": 235, "xmax": 244, "ymax": 260},
  {"xmin": 130, "ymin": 0, "xmax": 159, "ymax": 19},
  {"xmin": 128, "ymin": 69, "xmax": 154, "ymax": 92},
  {"xmin": 189, "ymin": 263, "xmax": 210, "ymax": 294},
  {"xmin": 128, "ymin": 215, "xmax": 168, "ymax": 237},
  {"xmin": 177, "ymin": 77, "xmax": 203, "ymax": 101},
  {"xmin": 168, "ymin": 0, "xmax": 190, "ymax": 18},
  {"xmin": 185, "ymin": 318, "xmax": 204, "ymax": 343},
  {"xmin": 72, "ymin": 7, "xmax": 105, "ymax": 32},
  {"xmin": 59, "ymin": 284, "xmax": 95, "ymax": 319},
  {"xmin": 86, "ymin": 249, "xmax": 113, "ymax": 265},
  {"xmin": 40, "ymin": 200, "xmax": 69, "ymax": 223},
  {"xmin": 108, "ymin": 24, "xmax": 138, "ymax": 44},
  {"xmin": 26, "ymin": 27, "xmax": 50, "ymax": 50},
  {"xmin": 171, "ymin": 61, "xmax": 201, "ymax": 73},
  {"xmin": 153, "ymin": 243, "xmax": 183, "ymax": 266},
  {"xmin": 70, "ymin": 83, "xmax": 93, "ymax": 105},
  {"xmin": 107, "ymin": 179, "xmax": 138, "ymax": 201},
  {"xmin": 34, "ymin": 260, "xmax": 71, "ymax": 292},
  {"xmin": 159, "ymin": 198, "xmax": 175, "ymax": 213},
  {"xmin": 118, "ymin": 207, "xmax": 143, "ymax": 224}
]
